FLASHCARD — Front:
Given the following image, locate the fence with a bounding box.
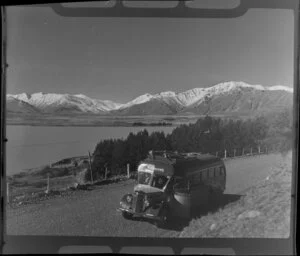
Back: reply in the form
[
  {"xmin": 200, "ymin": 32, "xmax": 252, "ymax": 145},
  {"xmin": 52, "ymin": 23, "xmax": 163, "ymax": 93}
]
[
  {"xmin": 6, "ymin": 174, "xmax": 77, "ymax": 204},
  {"xmin": 216, "ymin": 145, "xmax": 272, "ymax": 160},
  {"xmin": 6, "ymin": 162, "xmax": 133, "ymax": 205}
]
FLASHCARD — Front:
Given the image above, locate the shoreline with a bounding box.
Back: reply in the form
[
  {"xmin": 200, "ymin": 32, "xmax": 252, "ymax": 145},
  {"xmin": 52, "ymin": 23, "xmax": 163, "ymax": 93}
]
[{"xmin": 5, "ymin": 123, "xmax": 175, "ymax": 127}]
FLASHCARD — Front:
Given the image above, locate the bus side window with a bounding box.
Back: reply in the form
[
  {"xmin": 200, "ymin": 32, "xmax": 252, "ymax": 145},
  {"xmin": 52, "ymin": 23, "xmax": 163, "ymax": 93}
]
[
  {"xmin": 195, "ymin": 173, "xmax": 201, "ymax": 185},
  {"xmin": 201, "ymin": 170, "xmax": 207, "ymax": 180},
  {"xmin": 209, "ymin": 168, "xmax": 214, "ymax": 178},
  {"xmin": 189, "ymin": 174, "xmax": 196, "ymax": 186},
  {"xmin": 215, "ymin": 167, "xmax": 219, "ymax": 177},
  {"xmin": 173, "ymin": 177, "xmax": 189, "ymax": 192},
  {"xmin": 191, "ymin": 172, "xmax": 201, "ymax": 186},
  {"xmin": 220, "ymin": 167, "xmax": 224, "ymax": 176},
  {"xmin": 174, "ymin": 177, "xmax": 183, "ymax": 185}
]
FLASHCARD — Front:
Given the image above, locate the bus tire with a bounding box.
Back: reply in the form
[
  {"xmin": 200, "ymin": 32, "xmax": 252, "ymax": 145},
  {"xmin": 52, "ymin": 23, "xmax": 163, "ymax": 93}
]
[
  {"xmin": 209, "ymin": 187, "xmax": 223, "ymax": 197},
  {"xmin": 155, "ymin": 206, "xmax": 169, "ymax": 228},
  {"xmin": 215, "ymin": 188, "xmax": 223, "ymax": 196}
]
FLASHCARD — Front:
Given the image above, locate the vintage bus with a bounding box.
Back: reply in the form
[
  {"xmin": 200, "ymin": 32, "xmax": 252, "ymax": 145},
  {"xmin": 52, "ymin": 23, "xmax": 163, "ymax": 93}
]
[{"xmin": 118, "ymin": 151, "xmax": 226, "ymax": 227}]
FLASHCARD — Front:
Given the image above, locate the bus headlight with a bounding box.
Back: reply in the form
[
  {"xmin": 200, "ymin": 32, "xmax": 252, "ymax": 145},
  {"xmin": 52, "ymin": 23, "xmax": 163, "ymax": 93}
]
[
  {"xmin": 120, "ymin": 201, "xmax": 129, "ymax": 209},
  {"xmin": 144, "ymin": 198, "xmax": 150, "ymax": 207},
  {"xmin": 120, "ymin": 194, "xmax": 133, "ymax": 209},
  {"xmin": 126, "ymin": 195, "xmax": 133, "ymax": 203},
  {"xmin": 143, "ymin": 195, "xmax": 150, "ymax": 207}
]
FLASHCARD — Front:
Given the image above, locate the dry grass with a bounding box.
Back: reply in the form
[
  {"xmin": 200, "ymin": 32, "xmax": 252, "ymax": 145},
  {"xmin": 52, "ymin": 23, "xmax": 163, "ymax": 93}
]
[
  {"xmin": 180, "ymin": 151, "xmax": 292, "ymax": 238},
  {"xmin": 9, "ymin": 171, "xmax": 132, "ymax": 206},
  {"xmin": 9, "ymin": 175, "xmax": 77, "ymax": 198}
]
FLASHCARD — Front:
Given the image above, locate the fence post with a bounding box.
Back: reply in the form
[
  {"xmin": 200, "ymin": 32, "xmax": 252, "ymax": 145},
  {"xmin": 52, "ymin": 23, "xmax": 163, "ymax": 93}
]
[
  {"xmin": 216, "ymin": 151, "xmax": 218, "ymax": 157},
  {"xmin": 224, "ymin": 149, "xmax": 227, "ymax": 159},
  {"xmin": 7, "ymin": 182, "xmax": 9, "ymax": 204},
  {"xmin": 46, "ymin": 173, "xmax": 50, "ymax": 192},
  {"xmin": 88, "ymin": 151, "xmax": 94, "ymax": 184},
  {"xmin": 105, "ymin": 166, "xmax": 108, "ymax": 180},
  {"xmin": 258, "ymin": 145, "xmax": 261, "ymax": 154},
  {"xmin": 127, "ymin": 164, "xmax": 130, "ymax": 178},
  {"xmin": 233, "ymin": 149, "xmax": 236, "ymax": 158},
  {"xmin": 250, "ymin": 147, "xmax": 252, "ymax": 155},
  {"xmin": 242, "ymin": 148, "xmax": 245, "ymax": 156}
]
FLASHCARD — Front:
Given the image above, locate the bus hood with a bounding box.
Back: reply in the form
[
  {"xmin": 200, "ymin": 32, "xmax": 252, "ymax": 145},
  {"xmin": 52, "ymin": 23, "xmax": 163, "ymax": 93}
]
[{"xmin": 134, "ymin": 184, "xmax": 163, "ymax": 194}]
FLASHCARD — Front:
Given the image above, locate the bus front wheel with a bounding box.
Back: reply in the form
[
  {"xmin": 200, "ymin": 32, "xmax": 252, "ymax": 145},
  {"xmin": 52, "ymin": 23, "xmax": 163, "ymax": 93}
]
[
  {"xmin": 122, "ymin": 211, "xmax": 133, "ymax": 220},
  {"xmin": 155, "ymin": 206, "xmax": 169, "ymax": 228}
]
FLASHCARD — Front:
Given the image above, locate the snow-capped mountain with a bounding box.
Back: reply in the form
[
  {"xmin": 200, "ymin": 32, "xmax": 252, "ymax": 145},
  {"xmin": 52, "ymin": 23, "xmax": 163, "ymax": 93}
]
[
  {"xmin": 112, "ymin": 81, "xmax": 293, "ymax": 115},
  {"xmin": 6, "ymin": 81, "xmax": 293, "ymax": 116},
  {"xmin": 117, "ymin": 81, "xmax": 293, "ymax": 110},
  {"xmin": 6, "ymin": 95, "xmax": 41, "ymax": 114},
  {"xmin": 7, "ymin": 92, "xmax": 123, "ymax": 114},
  {"xmin": 266, "ymin": 85, "xmax": 293, "ymax": 93},
  {"xmin": 119, "ymin": 93, "xmax": 154, "ymax": 109}
]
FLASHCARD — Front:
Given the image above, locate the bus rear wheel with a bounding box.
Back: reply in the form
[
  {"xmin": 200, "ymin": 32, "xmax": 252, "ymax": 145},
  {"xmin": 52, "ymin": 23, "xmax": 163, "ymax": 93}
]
[{"xmin": 210, "ymin": 187, "xmax": 223, "ymax": 196}]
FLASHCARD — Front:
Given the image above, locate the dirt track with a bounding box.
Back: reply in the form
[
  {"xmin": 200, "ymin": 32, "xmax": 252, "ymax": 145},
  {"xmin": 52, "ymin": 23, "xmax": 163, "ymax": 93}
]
[{"xmin": 6, "ymin": 153, "xmax": 285, "ymax": 237}]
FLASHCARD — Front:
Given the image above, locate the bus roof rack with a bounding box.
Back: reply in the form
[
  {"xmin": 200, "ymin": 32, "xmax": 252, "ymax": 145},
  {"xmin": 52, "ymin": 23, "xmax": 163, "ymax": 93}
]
[
  {"xmin": 147, "ymin": 150, "xmax": 218, "ymax": 160},
  {"xmin": 148, "ymin": 150, "xmax": 185, "ymax": 160}
]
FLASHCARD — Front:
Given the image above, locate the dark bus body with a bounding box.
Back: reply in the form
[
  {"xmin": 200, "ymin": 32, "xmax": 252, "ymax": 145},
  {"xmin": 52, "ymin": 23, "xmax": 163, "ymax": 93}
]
[{"xmin": 118, "ymin": 151, "xmax": 226, "ymax": 227}]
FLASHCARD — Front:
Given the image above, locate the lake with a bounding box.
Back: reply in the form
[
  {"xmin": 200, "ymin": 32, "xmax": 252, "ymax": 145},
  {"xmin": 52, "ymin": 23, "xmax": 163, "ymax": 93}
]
[{"xmin": 6, "ymin": 126, "xmax": 175, "ymax": 175}]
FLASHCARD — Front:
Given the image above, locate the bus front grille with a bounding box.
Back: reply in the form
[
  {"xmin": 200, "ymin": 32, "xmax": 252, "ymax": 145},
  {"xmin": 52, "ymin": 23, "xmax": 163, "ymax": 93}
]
[{"xmin": 134, "ymin": 192, "xmax": 144, "ymax": 213}]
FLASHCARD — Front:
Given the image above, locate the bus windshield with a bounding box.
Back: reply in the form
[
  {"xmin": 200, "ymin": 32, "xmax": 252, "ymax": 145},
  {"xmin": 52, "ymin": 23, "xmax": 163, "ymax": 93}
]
[{"xmin": 137, "ymin": 172, "xmax": 152, "ymax": 185}]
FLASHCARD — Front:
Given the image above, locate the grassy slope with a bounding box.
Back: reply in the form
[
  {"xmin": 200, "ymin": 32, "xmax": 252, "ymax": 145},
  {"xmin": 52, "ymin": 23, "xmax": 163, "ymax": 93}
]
[
  {"xmin": 180, "ymin": 151, "xmax": 292, "ymax": 238},
  {"xmin": 8, "ymin": 163, "xmax": 85, "ymax": 199}
]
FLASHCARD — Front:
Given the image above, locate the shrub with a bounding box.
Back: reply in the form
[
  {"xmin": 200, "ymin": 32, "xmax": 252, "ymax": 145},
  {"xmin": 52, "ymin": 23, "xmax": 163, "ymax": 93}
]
[{"xmin": 76, "ymin": 168, "xmax": 89, "ymax": 184}]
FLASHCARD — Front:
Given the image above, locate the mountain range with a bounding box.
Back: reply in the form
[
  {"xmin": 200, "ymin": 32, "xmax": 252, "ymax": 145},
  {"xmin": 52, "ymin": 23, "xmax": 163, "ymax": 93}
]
[{"xmin": 6, "ymin": 81, "xmax": 293, "ymax": 116}]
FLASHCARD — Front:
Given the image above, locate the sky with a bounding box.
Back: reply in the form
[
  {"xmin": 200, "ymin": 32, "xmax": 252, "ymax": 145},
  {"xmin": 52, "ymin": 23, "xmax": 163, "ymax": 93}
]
[{"xmin": 6, "ymin": 2, "xmax": 294, "ymax": 103}]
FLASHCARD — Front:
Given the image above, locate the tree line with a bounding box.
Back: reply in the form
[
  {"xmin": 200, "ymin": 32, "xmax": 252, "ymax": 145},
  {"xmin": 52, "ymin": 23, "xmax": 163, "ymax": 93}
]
[{"xmin": 86, "ymin": 110, "xmax": 293, "ymax": 181}]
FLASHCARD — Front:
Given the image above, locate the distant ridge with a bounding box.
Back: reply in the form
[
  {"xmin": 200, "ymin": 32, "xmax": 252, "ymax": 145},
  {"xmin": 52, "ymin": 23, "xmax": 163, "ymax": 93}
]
[{"xmin": 7, "ymin": 81, "xmax": 293, "ymax": 116}]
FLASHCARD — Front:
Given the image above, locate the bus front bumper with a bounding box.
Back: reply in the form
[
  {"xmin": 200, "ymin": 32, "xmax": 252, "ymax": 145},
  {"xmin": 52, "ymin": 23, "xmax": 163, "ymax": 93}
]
[{"xmin": 117, "ymin": 208, "xmax": 161, "ymax": 221}]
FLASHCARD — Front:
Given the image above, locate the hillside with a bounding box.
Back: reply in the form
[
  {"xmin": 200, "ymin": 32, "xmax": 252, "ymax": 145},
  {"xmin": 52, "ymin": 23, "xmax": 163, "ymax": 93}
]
[
  {"xmin": 111, "ymin": 98, "xmax": 181, "ymax": 115},
  {"xmin": 181, "ymin": 89, "xmax": 292, "ymax": 115},
  {"xmin": 6, "ymin": 152, "xmax": 291, "ymax": 240},
  {"xmin": 179, "ymin": 151, "xmax": 292, "ymax": 238},
  {"xmin": 7, "ymin": 92, "xmax": 122, "ymax": 115},
  {"xmin": 6, "ymin": 95, "xmax": 41, "ymax": 114}
]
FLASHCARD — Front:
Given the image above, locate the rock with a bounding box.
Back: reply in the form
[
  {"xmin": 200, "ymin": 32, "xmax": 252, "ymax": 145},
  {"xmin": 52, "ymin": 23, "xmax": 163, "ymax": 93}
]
[
  {"xmin": 237, "ymin": 210, "xmax": 261, "ymax": 220},
  {"xmin": 265, "ymin": 176, "xmax": 270, "ymax": 181},
  {"xmin": 73, "ymin": 183, "xmax": 79, "ymax": 189},
  {"xmin": 210, "ymin": 223, "xmax": 216, "ymax": 231},
  {"xmin": 37, "ymin": 192, "xmax": 45, "ymax": 198},
  {"xmin": 75, "ymin": 183, "xmax": 88, "ymax": 190},
  {"xmin": 45, "ymin": 189, "xmax": 51, "ymax": 194},
  {"xmin": 82, "ymin": 184, "xmax": 89, "ymax": 190},
  {"xmin": 15, "ymin": 195, "xmax": 25, "ymax": 200}
]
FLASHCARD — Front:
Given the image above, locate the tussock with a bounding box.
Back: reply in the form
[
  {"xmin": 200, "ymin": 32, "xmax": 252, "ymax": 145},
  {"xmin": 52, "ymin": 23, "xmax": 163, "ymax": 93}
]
[{"xmin": 180, "ymin": 151, "xmax": 292, "ymax": 238}]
